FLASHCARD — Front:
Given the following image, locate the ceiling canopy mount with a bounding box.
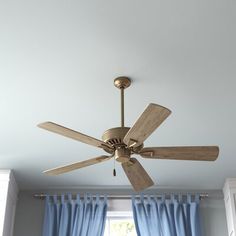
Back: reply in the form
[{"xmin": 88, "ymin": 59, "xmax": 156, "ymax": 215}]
[{"xmin": 114, "ymin": 76, "xmax": 131, "ymax": 89}]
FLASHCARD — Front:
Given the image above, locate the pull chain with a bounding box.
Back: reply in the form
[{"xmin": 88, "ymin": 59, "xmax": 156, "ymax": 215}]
[{"xmin": 113, "ymin": 157, "xmax": 116, "ymax": 177}]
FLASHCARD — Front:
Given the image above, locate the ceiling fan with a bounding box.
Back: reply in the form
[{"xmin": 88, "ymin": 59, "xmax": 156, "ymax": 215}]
[{"xmin": 38, "ymin": 77, "xmax": 219, "ymax": 192}]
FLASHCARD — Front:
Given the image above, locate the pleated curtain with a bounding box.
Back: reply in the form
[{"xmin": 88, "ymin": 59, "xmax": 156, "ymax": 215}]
[
  {"xmin": 132, "ymin": 194, "xmax": 202, "ymax": 236},
  {"xmin": 42, "ymin": 194, "xmax": 107, "ymax": 236}
]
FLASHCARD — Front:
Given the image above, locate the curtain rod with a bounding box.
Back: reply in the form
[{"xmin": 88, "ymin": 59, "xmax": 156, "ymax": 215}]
[{"xmin": 33, "ymin": 193, "xmax": 209, "ymax": 200}]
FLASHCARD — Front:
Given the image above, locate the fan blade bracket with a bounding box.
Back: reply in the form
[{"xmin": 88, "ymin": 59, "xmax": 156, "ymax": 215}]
[
  {"xmin": 127, "ymin": 139, "xmax": 139, "ymax": 148},
  {"xmin": 126, "ymin": 159, "xmax": 135, "ymax": 166},
  {"xmin": 140, "ymin": 150, "xmax": 154, "ymax": 157}
]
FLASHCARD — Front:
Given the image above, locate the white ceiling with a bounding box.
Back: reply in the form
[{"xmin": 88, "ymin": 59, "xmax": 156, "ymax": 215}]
[{"xmin": 0, "ymin": 0, "xmax": 235, "ymax": 190}]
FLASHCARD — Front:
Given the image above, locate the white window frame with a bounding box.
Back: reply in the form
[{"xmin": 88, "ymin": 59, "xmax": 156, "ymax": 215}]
[{"xmin": 104, "ymin": 211, "xmax": 137, "ymax": 236}]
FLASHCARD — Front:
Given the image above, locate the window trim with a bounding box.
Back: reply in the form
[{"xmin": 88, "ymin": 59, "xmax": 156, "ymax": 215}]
[{"xmin": 104, "ymin": 211, "xmax": 137, "ymax": 236}]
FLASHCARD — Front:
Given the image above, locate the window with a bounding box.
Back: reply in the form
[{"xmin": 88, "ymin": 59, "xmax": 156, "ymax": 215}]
[{"xmin": 104, "ymin": 211, "xmax": 137, "ymax": 236}]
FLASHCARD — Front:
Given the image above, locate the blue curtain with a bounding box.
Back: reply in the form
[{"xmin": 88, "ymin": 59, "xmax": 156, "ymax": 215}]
[
  {"xmin": 42, "ymin": 194, "xmax": 107, "ymax": 236},
  {"xmin": 132, "ymin": 194, "xmax": 202, "ymax": 236}
]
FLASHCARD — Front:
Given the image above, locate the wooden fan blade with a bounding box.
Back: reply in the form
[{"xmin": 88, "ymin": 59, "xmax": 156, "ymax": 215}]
[
  {"xmin": 38, "ymin": 122, "xmax": 112, "ymax": 150},
  {"xmin": 44, "ymin": 155, "xmax": 112, "ymax": 175},
  {"xmin": 123, "ymin": 103, "xmax": 171, "ymax": 148},
  {"xmin": 140, "ymin": 146, "xmax": 219, "ymax": 161},
  {"xmin": 122, "ymin": 158, "xmax": 154, "ymax": 192}
]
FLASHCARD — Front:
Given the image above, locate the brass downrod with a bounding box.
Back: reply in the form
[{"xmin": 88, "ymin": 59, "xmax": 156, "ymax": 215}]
[
  {"xmin": 121, "ymin": 88, "xmax": 124, "ymax": 127},
  {"xmin": 114, "ymin": 76, "xmax": 131, "ymax": 128}
]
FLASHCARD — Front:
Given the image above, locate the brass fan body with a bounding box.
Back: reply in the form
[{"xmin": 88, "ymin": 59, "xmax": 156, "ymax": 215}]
[
  {"xmin": 101, "ymin": 127, "xmax": 143, "ymax": 162},
  {"xmin": 38, "ymin": 76, "xmax": 219, "ymax": 192}
]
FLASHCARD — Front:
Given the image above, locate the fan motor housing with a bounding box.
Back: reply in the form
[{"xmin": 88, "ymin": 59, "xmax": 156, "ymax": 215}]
[
  {"xmin": 102, "ymin": 127, "xmax": 144, "ymax": 154},
  {"xmin": 102, "ymin": 127, "xmax": 130, "ymax": 146}
]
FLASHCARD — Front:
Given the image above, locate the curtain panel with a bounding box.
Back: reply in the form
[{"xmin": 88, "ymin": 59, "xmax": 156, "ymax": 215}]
[
  {"xmin": 132, "ymin": 194, "xmax": 202, "ymax": 236},
  {"xmin": 42, "ymin": 194, "xmax": 107, "ymax": 236}
]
